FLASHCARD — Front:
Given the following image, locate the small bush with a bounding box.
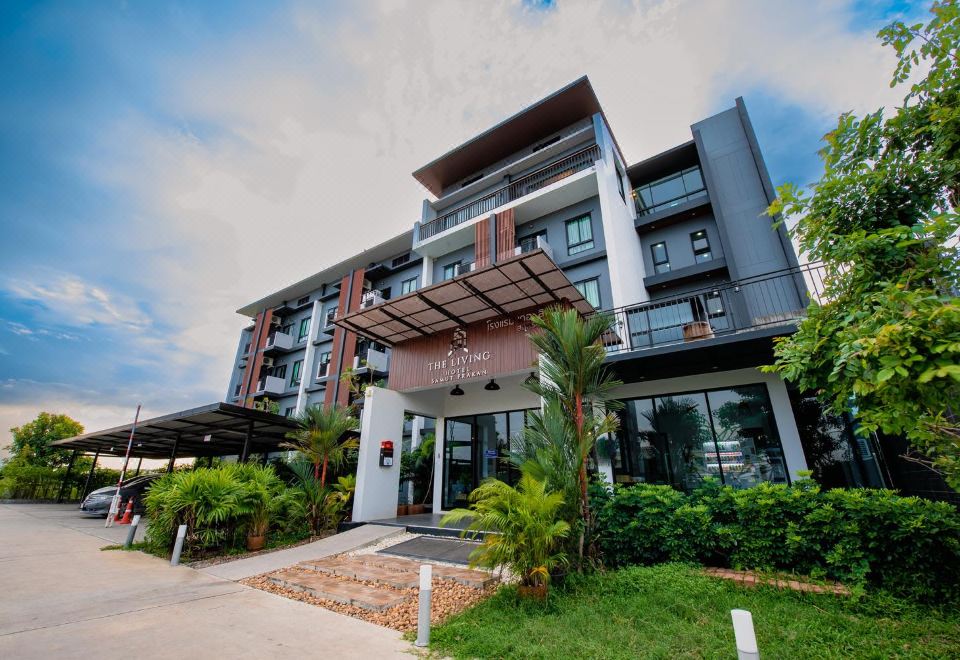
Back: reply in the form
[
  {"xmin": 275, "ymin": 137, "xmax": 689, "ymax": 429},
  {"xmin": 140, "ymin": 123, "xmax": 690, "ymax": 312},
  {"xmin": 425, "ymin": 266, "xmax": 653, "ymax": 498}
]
[{"xmin": 593, "ymin": 482, "xmax": 960, "ymax": 603}]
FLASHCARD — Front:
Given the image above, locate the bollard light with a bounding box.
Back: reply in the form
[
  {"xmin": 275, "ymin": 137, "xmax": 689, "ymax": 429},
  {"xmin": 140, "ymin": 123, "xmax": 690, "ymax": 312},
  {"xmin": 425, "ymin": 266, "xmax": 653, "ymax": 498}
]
[
  {"xmin": 731, "ymin": 609, "xmax": 759, "ymax": 660},
  {"xmin": 170, "ymin": 524, "xmax": 188, "ymax": 566},
  {"xmin": 416, "ymin": 564, "xmax": 433, "ymax": 648},
  {"xmin": 124, "ymin": 514, "xmax": 141, "ymax": 549}
]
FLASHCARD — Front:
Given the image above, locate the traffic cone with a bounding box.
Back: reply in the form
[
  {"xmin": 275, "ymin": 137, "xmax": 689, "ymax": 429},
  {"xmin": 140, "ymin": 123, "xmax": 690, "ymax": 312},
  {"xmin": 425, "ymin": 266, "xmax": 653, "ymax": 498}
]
[{"xmin": 118, "ymin": 498, "xmax": 134, "ymax": 525}]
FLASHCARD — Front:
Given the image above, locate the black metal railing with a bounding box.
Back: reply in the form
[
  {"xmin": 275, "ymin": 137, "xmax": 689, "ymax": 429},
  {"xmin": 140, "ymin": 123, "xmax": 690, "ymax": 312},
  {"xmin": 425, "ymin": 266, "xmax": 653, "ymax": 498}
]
[
  {"xmin": 419, "ymin": 144, "xmax": 602, "ymax": 240},
  {"xmin": 597, "ymin": 262, "xmax": 827, "ymax": 355}
]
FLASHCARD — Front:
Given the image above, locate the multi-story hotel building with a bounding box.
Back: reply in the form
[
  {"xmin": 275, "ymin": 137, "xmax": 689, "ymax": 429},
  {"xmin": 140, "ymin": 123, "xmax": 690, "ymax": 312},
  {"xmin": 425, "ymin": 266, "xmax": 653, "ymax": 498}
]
[{"xmin": 226, "ymin": 77, "xmax": 892, "ymax": 520}]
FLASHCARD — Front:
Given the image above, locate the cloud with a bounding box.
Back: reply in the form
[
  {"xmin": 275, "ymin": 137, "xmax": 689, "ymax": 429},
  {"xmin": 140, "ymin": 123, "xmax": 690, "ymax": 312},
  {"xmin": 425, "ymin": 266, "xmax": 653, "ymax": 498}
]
[{"xmin": 4, "ymin": 272, "xmax": 151, "ymax": 331}]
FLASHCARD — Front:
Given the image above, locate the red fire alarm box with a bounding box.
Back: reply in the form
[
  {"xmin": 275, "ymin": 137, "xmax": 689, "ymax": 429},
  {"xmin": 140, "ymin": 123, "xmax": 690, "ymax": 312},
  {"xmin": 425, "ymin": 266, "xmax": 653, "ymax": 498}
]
[{"xmin": 379, "ymin": 440, "xmax": 394, "ymax": 467}]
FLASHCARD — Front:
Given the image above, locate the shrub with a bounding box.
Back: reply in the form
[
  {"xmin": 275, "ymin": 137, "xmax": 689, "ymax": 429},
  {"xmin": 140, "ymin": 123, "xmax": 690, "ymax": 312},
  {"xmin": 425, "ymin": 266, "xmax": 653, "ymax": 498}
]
[{"xmin": 593, "ymin": 482, "xmax": 960, "ymax": 603}]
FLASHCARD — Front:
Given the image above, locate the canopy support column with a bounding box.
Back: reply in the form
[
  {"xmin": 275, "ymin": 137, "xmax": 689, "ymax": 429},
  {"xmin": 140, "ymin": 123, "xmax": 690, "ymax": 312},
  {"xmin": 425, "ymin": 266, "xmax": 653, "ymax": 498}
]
[
  {"xmin": 56, "ymin": 450, "xmax": 78, "ymax": 503},
  {"xmin": 240, "ymin": 419, "xmax": 254, "ymax": 463},
  {"xmin": 167, "ymin": 433, "xmax": 181, "ymax": 473},
  {"xmin": 80, "ymin": 450, "xmax": 99, "ymax": 501}
]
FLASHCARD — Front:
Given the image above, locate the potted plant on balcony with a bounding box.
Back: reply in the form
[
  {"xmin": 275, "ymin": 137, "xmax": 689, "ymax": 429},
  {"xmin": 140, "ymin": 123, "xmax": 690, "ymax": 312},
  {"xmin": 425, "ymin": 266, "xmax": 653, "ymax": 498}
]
[{"xmin": 682, "ymin": 297, "xmax": 714, "ymax": 341}]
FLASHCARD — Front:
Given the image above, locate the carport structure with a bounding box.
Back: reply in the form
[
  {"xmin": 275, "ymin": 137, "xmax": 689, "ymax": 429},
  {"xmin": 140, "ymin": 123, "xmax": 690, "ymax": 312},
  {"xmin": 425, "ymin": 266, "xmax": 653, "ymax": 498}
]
[{"xmin": 51, "ymin": 403, "xmax": 299, "ymax": 500}]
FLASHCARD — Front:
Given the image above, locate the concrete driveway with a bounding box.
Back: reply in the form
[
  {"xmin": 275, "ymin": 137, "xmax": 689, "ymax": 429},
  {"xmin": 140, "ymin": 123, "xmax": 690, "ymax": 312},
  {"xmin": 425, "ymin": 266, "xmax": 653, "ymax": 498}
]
[{"xmin": 0, "ymin": 503, "xmax": 413, "ymax": 659}]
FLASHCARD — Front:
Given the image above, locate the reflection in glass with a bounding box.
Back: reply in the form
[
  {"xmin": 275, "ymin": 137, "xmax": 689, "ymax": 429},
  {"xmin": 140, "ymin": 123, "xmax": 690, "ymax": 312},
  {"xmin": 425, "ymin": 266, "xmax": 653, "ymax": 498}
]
[
  {"xmin": 707, "ymin": 386, "xmax": 788, "ymax": 488},
  {"xmin": 444, "ymin": 419, "xmax": 474, "ymax": 509}
]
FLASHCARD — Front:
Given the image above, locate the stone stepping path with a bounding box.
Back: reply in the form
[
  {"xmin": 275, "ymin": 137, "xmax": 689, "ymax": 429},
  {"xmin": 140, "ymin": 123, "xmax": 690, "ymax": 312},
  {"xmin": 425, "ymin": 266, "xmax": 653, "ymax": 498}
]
[
  {"xmin": 703, "ymin": 567, "xmax": 851, "ymax": 596},
  {"xmin": 354, "ymin": 553, "xmax": 498, "ymax": 589},
  {"xmin": 298, "ymin": 556, "xmax": 420, "ymax": 589},
  {"xmin": 266, "ymin": 569, "xmax": 411, "ymax": 612}
]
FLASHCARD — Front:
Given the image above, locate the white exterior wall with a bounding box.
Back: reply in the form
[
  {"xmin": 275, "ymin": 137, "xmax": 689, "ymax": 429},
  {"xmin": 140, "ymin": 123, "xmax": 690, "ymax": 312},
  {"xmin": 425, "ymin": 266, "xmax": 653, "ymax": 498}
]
[
  {"xmin": 610, "ymin": 367, "xmax": 808, "ymax": 482},
  {"xmin": 593, "ymin": 113, "xmax": 649, "ymax": 308},
  {"xmin": 352, "ymin": 387, "xmax": 408, "ymax": 521}
]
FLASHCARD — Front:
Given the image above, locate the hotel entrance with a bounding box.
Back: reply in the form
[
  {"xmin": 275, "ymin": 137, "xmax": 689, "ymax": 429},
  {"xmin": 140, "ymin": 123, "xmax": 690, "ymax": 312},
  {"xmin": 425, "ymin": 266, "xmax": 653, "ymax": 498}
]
[{"xmin": 442, "ymin": 409, "xmax": 532, "ymax": 510}]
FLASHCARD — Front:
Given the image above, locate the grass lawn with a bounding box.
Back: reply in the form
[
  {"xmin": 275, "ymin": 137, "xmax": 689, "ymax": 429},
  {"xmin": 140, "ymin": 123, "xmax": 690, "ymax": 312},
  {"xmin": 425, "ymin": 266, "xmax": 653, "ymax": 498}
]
[{"xmin": 430, "ymin": 564, "xmax": 960, "ymax": 659}]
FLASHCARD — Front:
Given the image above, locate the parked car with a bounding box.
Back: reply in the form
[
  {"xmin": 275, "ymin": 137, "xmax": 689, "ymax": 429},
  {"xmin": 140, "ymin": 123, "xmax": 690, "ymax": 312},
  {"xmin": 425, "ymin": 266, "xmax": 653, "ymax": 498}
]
[{"xmin": 80, "ymin": 474, "xmax": 160, "ymax": 516}]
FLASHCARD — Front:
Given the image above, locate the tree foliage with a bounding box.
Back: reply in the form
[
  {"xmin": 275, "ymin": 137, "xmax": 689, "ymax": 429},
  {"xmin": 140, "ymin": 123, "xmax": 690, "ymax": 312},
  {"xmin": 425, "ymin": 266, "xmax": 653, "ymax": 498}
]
[
  {"xmin": 6, "ymin": 412, "xmax": 83, "ymax": 468},
  {"xmin": 763, "ymin": 1, "xmax": 960, "ymax": 487},
  {"xmin": 281, "ymin": 404, "xmax": 359, "ymax": 485}
]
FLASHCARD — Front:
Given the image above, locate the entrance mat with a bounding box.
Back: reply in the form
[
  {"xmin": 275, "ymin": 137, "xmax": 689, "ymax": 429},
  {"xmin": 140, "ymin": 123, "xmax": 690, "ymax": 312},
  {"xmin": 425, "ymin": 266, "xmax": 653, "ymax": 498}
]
[{"xmin": 379, "ymin": 536, "xmax": 483, "ymax": 566}]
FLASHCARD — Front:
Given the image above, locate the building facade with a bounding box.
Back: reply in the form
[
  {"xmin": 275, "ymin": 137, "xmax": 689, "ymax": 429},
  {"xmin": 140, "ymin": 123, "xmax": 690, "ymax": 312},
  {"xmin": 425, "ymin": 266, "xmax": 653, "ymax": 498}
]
[{"xmin": 228, "ymin": 77, "xmax": 890, "ymax": 520}]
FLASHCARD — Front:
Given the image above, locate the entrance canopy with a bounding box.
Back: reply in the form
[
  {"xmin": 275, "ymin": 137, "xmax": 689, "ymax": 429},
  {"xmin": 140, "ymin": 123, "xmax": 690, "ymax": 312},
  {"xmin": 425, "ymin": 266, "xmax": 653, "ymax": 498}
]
[
  {"xmin": 51, "ymin": 402, "xmax": 297, "ymax": 460},
  {"xmin": 334, "ymin": 248, "xmax": 594, "ymax": 345}
]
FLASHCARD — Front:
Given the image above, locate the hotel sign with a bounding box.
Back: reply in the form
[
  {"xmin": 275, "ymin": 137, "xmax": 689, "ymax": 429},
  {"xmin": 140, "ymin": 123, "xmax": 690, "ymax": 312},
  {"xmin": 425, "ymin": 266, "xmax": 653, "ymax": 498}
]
[{"xmin": 388, "ymin": 307, "xmax": 546, "ymax": 391}]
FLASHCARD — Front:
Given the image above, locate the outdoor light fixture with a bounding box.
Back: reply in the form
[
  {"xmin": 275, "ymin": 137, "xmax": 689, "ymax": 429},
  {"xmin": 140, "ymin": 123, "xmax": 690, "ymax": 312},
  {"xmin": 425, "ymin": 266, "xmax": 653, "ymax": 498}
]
[
  {"xmin": 484, "ymin": 379, "xmax": 500, "ymax": 391},
  {"xmin": 203, "ymin": 434, "xmax": 212, "ymax": 443},
  {"xmin": 450, "ymin": 384, "xmax": 464, "ymax": 396}
]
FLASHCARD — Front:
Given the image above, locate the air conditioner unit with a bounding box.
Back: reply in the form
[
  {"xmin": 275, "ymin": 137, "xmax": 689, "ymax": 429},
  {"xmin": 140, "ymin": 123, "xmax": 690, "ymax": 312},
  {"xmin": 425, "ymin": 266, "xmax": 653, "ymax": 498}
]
[
  {"xmin": 454, "ymin": 262, "xmax": 475, "ymax": 277},
  {"xmin": 270, "ymin": 316, "xmax": 282, "ymax": 326},
  {"xmin": 360, "ymin": 290, "xmax": 385, "ymax": 309},
  {"xmin": 261, "ymin": 357, "xmax": 275, "ymax": 368}
]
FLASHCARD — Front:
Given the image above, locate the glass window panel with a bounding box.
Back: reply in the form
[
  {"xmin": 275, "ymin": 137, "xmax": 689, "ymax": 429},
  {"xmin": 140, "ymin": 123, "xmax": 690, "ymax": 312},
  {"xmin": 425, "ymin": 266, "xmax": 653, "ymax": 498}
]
[
  {"xmin": 649, "ymin": 175, "xmax": 686, "ymax": 206},
  {"xmin": 401, "ymin": 277, "xmax": 418, "ymax": 294},
  {"xmin": 298, "ymin": 318, "xmax": 310, "ymax": 341},
  {"xmin": 476, "ymin": 413, "xmax": 510, "ymax": 484},
  {"xmin": 706, "ymin": 385, "xmax": 789, "ymax": 488},
  {"xmin": 682, "ymin": 167, "xmax": 704, "ymax": 192},
  {"xmin": 575, "ymin": 278, "xmax": 601, "ymax": 308},
  {"xmin": 290, "ymin": 360, "xmax": 303, "ymax": 386},
  {"xmin": 654, "ymin": 393, "xmax": 715, "ymax": 490},
  {"xmin": 651, "ymin": 242, "xmax": 668, "ymax": 264},
  {"xmin": 615, "ymin": 398, "xmax": 672, "ymax": 486}
]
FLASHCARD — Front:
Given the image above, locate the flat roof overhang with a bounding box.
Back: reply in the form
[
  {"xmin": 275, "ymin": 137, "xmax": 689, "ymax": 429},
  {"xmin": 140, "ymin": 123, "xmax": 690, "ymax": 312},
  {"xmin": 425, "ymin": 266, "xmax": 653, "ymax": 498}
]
[
  {"xmin": 333, "ymin": 249, "xmax": 595, "ymax": 345},
  {"xmin": 412, "ymin": 76, "xmax": 621, "ymax": 197},
  {"xmin": 51, "ymin": 402, "xmax": 299, "ymax": 459}
]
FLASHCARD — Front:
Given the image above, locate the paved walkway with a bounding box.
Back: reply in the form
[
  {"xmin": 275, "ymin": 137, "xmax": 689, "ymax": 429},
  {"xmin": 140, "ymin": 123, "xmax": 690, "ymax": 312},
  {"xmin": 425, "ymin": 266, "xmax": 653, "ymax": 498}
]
[
  {"xmin": 0, "ymin": 504, "xmax": 412, "ymax": 659},
  {"xmin": 200, "ymin": 523, "xmax": 402, "ymax": 580}
]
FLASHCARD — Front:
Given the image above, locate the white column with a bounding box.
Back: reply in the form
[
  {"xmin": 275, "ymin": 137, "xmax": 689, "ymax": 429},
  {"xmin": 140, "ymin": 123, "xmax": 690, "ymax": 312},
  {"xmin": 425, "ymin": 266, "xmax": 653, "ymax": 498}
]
[
  {"xmin": 353, "ymin": 386, "xmax": 408, "ymax": 521},
  {"xmin": 421, "ymin": 255, "xmax": 434, "ymax": 287},
  {"xmin": 763, "ymin": 374, "xmax": 809, "ymax": 481},
  {"xmin": 431, "ymin": 416, "xmax": 445, "ymax": 513},
  {"xmin": 295, "ymin": 300, "xmax": 322, "ymax": 414}
]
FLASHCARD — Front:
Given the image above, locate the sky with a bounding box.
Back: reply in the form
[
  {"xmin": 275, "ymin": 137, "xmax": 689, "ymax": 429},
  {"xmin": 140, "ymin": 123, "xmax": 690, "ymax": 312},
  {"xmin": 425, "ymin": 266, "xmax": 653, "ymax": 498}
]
[{"xmin": 0, "ymin": 0, "xmax": 927, "ymax": 456}]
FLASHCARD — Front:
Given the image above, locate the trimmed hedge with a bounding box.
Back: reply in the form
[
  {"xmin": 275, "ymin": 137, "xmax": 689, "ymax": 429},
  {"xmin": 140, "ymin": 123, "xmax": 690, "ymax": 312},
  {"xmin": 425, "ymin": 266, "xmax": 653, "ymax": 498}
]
[{"xmin": 592, "ymin": 480, "xmax": 960, "ymax": 603}]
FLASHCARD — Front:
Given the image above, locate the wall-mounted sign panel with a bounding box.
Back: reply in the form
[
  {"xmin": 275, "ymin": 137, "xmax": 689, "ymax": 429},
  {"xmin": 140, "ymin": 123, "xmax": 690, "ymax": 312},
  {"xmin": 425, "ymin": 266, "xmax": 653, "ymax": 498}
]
[{"xmin": 388, "ymin": 306, "xmax": 549, "ymax": 391}]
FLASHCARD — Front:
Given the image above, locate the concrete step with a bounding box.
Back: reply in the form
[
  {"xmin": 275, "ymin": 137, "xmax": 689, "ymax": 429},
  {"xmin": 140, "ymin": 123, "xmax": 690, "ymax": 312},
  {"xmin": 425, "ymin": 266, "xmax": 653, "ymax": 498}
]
[
  {"xmin": 297, "ymin": 557, "xmax": 419, "ymax": 589},
  {"xmin": 355, "ymin": 553, "xmax": 498, "ymax": 589},
  {"xmin": 266, "ymin": 570, "xmax": 411, "ymax": 612}
]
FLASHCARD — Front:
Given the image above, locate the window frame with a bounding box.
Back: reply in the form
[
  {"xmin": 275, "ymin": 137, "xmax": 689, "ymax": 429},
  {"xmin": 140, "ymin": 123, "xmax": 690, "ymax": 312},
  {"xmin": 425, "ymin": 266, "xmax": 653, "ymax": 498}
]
[
  {"xmin": 290, "ymin": 359, "xmax": 303, "ymax": 387},
  {"xmin": 574, "ymin": 277, "xmax": 602, "ymax": 308},
  {"xmin": 650, "ymin": 241, "xmax": 670, "ymax": 274},
  {"xmin": 317, "ymin": 351, "xmax": 332, "ymax": 378},
  {"xmin": 565, "ymin": 214, "xmax": 594, "ymax": 255},
  {"xmin": 516, "ymin": 229, "xmax": 547, "ymax": 254},
  {"xmin": 297, "ymin": 318, "xmax": 310, "ymax": 342},
  {"xmin": 442, "ymin": 261, "xmax": 461, "ymax": 281},
  {"xmin": 401, "ymin": 276, "xmax": 418, "ymax": 295},
  {"xmin": 690, "ymin": 229, "xmax": 712, "ymax": 264}
]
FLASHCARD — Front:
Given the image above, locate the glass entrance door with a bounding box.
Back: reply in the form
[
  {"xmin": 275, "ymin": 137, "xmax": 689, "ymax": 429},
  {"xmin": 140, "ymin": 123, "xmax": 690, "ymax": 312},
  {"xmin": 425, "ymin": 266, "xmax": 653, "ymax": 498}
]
[{"xmin": 443, "ymin": 409, "xmax": 531, "ymax": 509}]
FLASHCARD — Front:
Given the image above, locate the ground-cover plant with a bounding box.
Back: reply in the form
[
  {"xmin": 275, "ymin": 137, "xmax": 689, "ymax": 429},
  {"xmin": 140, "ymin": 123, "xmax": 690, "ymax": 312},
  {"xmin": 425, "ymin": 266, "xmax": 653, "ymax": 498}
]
[
  {"xmin": 429, "ymin": 563, "xmax": 960, "ymax": 659},
  {"xmin": 283, "ymin": 459, "xmax": 351, "ymax": 536},
  {"xmin": 592, "ymin": 480, "xmax": 960, "ymax": 603},
  {"xmin": 442, "ymin": 474, "xmax": 570, "ymax": 594}
]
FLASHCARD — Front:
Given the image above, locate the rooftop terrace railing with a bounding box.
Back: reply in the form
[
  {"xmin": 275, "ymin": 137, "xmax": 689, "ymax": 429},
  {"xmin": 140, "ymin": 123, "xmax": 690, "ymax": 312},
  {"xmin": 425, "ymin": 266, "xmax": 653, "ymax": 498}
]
[
  {"xmin": 597, "ymin": 262, "xmax": 827, "ymax": 356},
  {"xmin": 419, "ymin": 144, "xmax": 601, "ymax": 240}
]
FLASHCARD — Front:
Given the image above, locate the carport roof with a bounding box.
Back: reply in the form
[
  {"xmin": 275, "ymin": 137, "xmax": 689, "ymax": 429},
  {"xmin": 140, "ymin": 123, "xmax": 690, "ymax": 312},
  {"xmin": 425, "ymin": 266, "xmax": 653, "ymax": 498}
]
[{"xmin": 51, "ymin": 402, "xmax": 298, "ymax": 459}]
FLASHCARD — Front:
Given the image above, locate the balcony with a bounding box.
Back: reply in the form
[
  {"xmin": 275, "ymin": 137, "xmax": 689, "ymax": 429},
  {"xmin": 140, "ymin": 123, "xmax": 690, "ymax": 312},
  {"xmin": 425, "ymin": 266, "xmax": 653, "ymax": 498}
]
[
  {"xmin": 632, "ymin": 166, "xmax": 710, "ymax": 230},
  {"xmin": 514, "ymin": 234, "xmax": 554, "ymax": 260},
  {"xmin": 254, "ymin": 375, "xmax": 286, "ymax": 396},
  {"xmin": 353, "ymin": 346, "xmax": 390, "ymax": 375},
  {"xmin": 418, "ymin": 144, "xmax": 601, "ymax": 242},
  {"xmin": 599, "ymin": 263, "xmax": 823, "ymax": 356},
  {"xmin": 263, "ymin": 331, "xmax": 294, "ymax": 353},
  {"xmin": 319, "ymin": 308, "xmax": 338, "ymax": 336}
]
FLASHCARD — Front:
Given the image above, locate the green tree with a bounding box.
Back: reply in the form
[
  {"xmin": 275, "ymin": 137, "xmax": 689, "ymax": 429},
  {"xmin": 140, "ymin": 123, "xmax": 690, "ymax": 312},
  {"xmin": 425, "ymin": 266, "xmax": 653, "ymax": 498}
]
[
  {"xmin": 524, "ymin": 306, "xmax": 622, "ymax": 564},
  {"xmin": 763, "ymin": 1, "xmax": 960, "ymax": 488},
  {"xmin": 6, "ymin": 412, "xmax": 83, "ymax": 468},
  {"xmin": 281, "ymin": 405, "xmax": 359, "ymax": 485}
]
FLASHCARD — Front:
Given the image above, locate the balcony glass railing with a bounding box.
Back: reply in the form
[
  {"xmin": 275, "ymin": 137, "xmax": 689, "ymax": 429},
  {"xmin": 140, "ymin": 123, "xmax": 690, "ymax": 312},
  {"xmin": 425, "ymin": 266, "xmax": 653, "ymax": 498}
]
[
  {"xmin": 419, "ymin": 145, "xmax": 601, "ymax": 240},
  {"xmin": 633, "ymin": 166, "xmax": 708, "ymax": 217},
  {"xmin": 598, "ymin": 263, "xmax": 825, "ymax": 355}
]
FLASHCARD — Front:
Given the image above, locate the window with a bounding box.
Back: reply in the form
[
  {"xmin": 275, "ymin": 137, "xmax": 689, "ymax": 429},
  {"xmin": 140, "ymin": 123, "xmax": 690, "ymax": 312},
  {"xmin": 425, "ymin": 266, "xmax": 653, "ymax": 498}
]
[
  {"xmin": 401, "ymin": 277, "xmax": 418, "ymax": 295},
  {"xmin": 233, "ymin": 383, "xmax": 241, "ymax": 398},
  {"xmin": 243, "ymin": 342, "xmax": 251, "ymax": 355},
  {"xmin": 296, "ymin": 295, "xmax": 310, "ymax": 306},
  {"xmin": 574, "ymin": 277, "xmax": 601, "ymax": 308},
  {"xmin": 284, "ymin": 406, "xmax": 296, "ymax": 418},
  {"xmin": 517, "ymin": 229, "xmax": 547, "ymax": 254},
  {"xmin": 633, "ymin": 165, "xmax": 707, "ymax": 216},
  {"xmin": 616, "ymin": 165, "xmax": 626, "ymax": 202},
  {"xmin": 392, "ymin": 253, "xmax": 410, "ymax": 268},
  {"xmin": 317, "ymin": 351, "xmax": 332, "ymax": 378},
  {"xmin": 281, "ymin": 323, "xmax": 293, "ymax": 336},
  {"xmin": 650, "ymin": 242, "xmax": 670, "ymax": 274},
  {"xmin": 297, "ymin": 318, "xmax": 310, "ymax": 342},
  {"xmin": 442, "ymin": 261, "xmax": 461, "ymax": 281},
  {"xmin": 272, "ymin": 364, "xmax": 287, "ymax": 380},
  {"xmin": 691, "ymin": 229, "xmax": 712, "ymax": 263},
  {"xmin": 566, "ymin": 215, "xmax": 594, "ymax": 255},
  {"xmin": 290, "ymin": 360, "xmax": 303, "ymax": 387}
]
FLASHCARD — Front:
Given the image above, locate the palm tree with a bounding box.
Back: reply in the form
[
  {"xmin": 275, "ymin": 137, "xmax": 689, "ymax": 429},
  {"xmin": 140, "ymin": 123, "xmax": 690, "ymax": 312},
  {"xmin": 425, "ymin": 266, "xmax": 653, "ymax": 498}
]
[
  {"xmin": 281, "ymin": 405, "xmax": 359, "ymax": 486},
  {"xmin": 524, "ymin": 306, "xmax": 622, "ymax": 563}
]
